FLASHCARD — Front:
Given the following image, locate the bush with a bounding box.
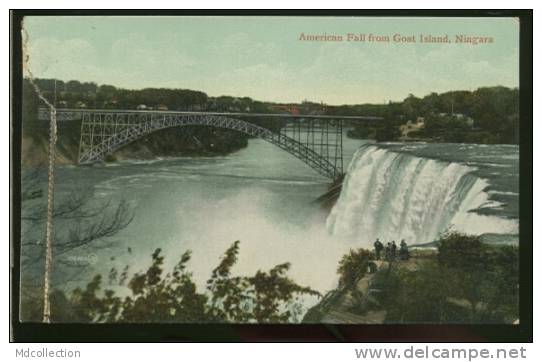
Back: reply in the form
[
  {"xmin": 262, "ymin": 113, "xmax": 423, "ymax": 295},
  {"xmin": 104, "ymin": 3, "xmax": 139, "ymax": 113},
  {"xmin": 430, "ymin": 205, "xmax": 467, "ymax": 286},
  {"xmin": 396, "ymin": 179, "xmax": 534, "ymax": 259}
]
[
  {"xmin": 337, "ymin": 248, "xmax": 373, "ymax": 288},
  {"xmin": 437, "ymin": 232, "xmax": 518, "ymax": 322},
  {"xmin": 379, "ymin": 261, "xmax": 470, "ymax": 323},
  {"xmin": 374, "ymin": 124, "xmax": 400, "ymax": 142},
  {"xmin": 438, "ymin": 232, "xmax": 486, "ymax": 271}
]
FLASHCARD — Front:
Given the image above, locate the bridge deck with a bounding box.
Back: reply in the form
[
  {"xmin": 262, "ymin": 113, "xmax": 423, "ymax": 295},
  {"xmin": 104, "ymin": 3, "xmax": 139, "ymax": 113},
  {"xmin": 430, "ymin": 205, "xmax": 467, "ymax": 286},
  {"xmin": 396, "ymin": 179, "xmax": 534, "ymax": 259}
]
[{"xmin": 39, "ymin": 108, "xmax": 383, "ymax": 121}]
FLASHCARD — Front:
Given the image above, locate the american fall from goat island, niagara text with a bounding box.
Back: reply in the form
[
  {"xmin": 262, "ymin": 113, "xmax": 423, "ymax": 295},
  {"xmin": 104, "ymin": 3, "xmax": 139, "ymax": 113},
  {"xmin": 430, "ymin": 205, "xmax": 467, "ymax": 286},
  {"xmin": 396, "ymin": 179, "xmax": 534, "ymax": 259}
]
[{"xmin": 298, "ymin": 32, "xmax": 495, "ymax": 45}]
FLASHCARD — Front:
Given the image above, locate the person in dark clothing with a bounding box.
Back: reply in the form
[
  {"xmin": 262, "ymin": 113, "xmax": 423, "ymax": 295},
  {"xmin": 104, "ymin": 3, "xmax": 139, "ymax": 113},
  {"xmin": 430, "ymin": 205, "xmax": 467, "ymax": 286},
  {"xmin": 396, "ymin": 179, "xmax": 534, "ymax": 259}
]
[
  {"xmin": 399, "ymin": 239, "xmax": 409, "ymax": 260},
  {"xmin": 373, "ymin": 238, "xmax": 384, "ymax": 260},
  {"xmin": 385, "ymin": 242, "xmax": 391, "ymax": 261},
  {"xmin": 390, "ymin": 240, "xmax": 397, "ymax": 260}
]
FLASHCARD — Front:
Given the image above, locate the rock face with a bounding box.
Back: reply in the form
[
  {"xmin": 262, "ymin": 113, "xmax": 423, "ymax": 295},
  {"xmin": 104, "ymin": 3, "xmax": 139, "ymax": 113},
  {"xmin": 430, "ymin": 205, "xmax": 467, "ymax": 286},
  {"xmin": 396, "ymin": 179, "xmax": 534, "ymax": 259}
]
[
  {"xmin": 110, "ymin": 126, "xmax": 248, "ymax": 160},
  {"xmin": 313, "ymin": 173, "xmax": 344, "ymax": 209},
  {"xmin": 303, "ymin": 256, "xmax": 428, "ymax": 324}
]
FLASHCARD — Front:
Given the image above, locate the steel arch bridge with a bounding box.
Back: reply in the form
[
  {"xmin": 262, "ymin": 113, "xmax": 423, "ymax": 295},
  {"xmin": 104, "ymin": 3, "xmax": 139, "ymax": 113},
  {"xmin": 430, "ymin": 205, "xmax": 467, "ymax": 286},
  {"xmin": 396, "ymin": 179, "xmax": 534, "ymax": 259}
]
[{"xmin": 39, "ymin": 108, "xmax": 382, "ymax": 179}]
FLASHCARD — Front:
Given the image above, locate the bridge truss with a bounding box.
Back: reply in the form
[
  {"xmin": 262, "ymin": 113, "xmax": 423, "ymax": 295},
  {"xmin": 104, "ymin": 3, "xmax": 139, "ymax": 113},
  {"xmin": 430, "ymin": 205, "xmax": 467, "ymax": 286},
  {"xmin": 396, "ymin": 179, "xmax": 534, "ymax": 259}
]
[{"xmin": 38, "ymin": 108, "xmax": 381, "ymax": 179}]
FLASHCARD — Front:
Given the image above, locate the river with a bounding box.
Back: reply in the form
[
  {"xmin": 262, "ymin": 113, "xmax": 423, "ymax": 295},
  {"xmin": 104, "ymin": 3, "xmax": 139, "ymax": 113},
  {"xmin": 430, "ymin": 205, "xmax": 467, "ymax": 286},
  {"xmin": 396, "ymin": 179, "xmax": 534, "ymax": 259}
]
[{"xmin": 21, "ymin": 135, "xmax": 520, "ymax": 300}]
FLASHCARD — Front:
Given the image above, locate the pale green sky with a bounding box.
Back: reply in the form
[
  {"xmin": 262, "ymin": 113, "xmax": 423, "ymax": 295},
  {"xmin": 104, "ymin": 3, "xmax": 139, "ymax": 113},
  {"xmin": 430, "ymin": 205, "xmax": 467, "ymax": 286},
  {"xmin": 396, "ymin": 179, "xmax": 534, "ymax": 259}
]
[{"xmin": 23, "ymin": 16, "xmax": 519, "ymax": 105}]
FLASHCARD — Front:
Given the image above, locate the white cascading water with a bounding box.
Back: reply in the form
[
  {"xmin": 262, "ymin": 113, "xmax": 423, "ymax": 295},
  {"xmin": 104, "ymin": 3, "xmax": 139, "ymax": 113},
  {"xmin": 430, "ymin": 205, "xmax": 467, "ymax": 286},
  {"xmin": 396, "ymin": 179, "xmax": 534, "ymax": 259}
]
[{"xmin": 326, "ymin": 144, "xmax": 518, "ymax": 245}]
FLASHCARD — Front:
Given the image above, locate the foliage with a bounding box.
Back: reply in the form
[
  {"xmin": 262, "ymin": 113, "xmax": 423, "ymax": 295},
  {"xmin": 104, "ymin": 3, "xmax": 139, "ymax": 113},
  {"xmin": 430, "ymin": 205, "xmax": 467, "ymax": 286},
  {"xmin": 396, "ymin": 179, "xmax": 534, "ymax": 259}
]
[
  {"xmin": 348, "ymin": 86, "xmax": 519, "ymax": 144},
  {"xmin": 374, "ymin": 232, "xmax": 519, "ymax": 323},
  {"xmin": 21, "ymin": 78, "xmax": 253, "ymax": 163},
  {"xmin": 421, "ymin": 114, "xmax": 472, "ymax": 142},
  {"xmin": 20, "ymin": 168, "xmax": 135, "ymax": 318},
  {"xmin": 26, "ymin": 78, "xmax": 519, "ymax": 145},
  {"xmin": 21, "ymin": 169, "xmax": 134, "ymax": 271},
  {"xmin": 437, "ymin": 232, "xmax": 486, "ymax": 271},
  {"xmin": 437, "ymin": 232, "xmax": 519, "ymax": 322},
  {"xmin": 374, "ymin": 123, "xmax": 401, "ymax": 142},
  {"xmin": 22, "ymin": 241, "xmax": 320, "ymax": 323},
  {"xmin": 29, "ymin": 78, "xmax": 262, "ymax": 113},
  {"xmin": 377, "ymin": 261, "xmax": 468, "ymax": 323},
  {"xmin": 337, "ymin": 248, "xmax": 373, "ymax": 288}
]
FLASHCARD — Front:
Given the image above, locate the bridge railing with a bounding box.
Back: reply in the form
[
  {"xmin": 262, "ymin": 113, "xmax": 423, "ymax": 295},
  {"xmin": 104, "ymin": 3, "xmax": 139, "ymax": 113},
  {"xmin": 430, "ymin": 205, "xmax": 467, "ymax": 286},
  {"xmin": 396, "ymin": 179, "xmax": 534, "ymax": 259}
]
[{"xmin": 38, "ymin": 107, "xmax": 384, "ymax": 122}]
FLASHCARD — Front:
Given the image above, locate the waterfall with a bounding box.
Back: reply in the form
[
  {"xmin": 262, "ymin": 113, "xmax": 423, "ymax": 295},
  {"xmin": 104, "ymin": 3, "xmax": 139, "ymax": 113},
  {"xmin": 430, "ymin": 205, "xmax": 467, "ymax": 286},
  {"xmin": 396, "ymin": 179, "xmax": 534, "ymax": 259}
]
[{"xmin": 326, "ymin": 144, "xmax": 517, "ymax": 245}]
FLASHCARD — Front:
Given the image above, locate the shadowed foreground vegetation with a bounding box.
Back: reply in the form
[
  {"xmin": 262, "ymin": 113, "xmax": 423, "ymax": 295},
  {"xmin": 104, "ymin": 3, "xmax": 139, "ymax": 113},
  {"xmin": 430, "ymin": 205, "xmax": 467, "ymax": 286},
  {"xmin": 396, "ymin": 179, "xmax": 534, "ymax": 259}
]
[
  {"xmin": 21, "ymin": 233, "xmax": 518, "ymax": 324},
  {"xmin": 21, "ymin": 241, "xmax": 320, "ymax": 323},
  {"xmin": 379, "ymin": 234, "xmax": 518, "ymax": 323},
  {"xmin": 305, "ymin": 232, "xmax": 519, "ymax": 324}
]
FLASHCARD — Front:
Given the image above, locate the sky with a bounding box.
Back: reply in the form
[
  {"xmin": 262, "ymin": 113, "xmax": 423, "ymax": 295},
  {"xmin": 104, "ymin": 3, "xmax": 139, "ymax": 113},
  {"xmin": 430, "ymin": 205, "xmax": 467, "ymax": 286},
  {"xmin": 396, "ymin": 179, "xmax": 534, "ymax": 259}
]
[{"xmin": 23, "ymin": 16, "xmax": 519, "ymax": 105}]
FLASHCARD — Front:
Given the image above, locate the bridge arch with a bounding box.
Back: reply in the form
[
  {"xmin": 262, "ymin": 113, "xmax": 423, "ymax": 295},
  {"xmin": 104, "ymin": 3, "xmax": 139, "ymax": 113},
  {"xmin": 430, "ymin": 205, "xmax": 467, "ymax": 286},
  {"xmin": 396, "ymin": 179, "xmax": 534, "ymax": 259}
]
[{"xmin": 79, "ymin": 113, "xmax": 341, "ymax": 178}]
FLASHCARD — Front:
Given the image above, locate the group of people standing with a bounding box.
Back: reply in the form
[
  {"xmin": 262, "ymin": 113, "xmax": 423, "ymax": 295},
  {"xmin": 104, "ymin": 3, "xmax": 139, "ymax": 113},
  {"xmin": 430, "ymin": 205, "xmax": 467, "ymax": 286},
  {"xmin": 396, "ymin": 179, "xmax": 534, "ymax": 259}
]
[{"xmin": 373, "ymin": 238, "xmax": 409, "ymax": 261}]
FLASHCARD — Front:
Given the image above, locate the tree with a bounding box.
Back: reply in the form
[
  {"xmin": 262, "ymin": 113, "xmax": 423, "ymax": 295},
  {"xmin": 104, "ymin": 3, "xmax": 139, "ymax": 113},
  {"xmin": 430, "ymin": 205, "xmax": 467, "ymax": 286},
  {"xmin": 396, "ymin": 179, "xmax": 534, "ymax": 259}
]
[
  {"xmin": 401, "ymin": 94, "xmax": 422, "ymax": 120},
  {"xmin": 370, "ymin": 232, "xmax": 519, "ymax": 323},
  {"xmin": 481, "ymin": 245, "xmax": 519, "ymax": 321},
  {"xmin": 374, "ymin": 122, "xmax": 400, "ymax": 142},
  {"xmin": 380, "ymin": 262, "xmax": 462, "ymax": 323},
  {"xmin": 438, "ymin": 232, "xmax": 486, "ymax": 270},
  {"xmin": 28, "ymin": 241, "xmax": 320, "ymax": 323},
  {"xmin": 20, "ymin": 169, "xmax": 134, "ymax": 321},
  {"xmin": 437, "ymin": 232, "xmax": 518, "ymax": 322},
  {"xmin": 436, "ymin": 232, "xmax": 489, "ymax": 319},
  {"xmin": 337, "ymin": 248, "xmax": 372, "ymax": 288},
  {"xmin": 204, "ymin": 241, "xmax": 320, "ymax": 322}
]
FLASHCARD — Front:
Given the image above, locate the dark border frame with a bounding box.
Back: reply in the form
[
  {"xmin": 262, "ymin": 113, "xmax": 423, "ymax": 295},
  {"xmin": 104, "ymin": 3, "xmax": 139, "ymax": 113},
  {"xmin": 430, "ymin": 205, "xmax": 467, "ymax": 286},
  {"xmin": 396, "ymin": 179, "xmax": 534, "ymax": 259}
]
[{"xmin": 10, "ymin": 9, "xmax": 533, "ymax": 342}]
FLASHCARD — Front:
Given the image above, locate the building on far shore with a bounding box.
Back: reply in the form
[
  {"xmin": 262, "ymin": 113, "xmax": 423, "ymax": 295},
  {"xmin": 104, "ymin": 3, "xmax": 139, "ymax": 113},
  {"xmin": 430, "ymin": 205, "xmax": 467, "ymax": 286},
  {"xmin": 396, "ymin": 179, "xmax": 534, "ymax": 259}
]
[{"xmin": 399, "ymin": 117, "xmax": 425, "ymax": 140}]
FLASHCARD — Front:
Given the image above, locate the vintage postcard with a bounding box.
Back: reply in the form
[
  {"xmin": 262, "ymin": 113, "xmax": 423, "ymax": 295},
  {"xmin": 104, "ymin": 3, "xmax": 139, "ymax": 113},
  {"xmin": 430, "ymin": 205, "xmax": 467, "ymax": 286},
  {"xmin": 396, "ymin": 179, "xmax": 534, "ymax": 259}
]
[{"xmin": 12, "ymin": 12, "xmax": 530, "ymax": 338}]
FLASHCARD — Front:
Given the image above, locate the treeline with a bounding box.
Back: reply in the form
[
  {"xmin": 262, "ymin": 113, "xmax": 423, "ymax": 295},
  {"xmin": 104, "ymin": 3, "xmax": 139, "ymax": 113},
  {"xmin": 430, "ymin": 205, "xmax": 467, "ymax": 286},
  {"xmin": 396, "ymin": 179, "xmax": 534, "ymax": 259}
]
[
  {"xmin": 343, "ymin": 87, "xmax": 519, "ymax": 144},
  {"xmin": 331, "ymin": 87, "xmax": 518, "ymax": 123},
  {"xmin": 25, "ymin": 78, "xmax": 520, "ymax": 144},
  {"xmin": 20, "ymin": 79, "xmax": 274, "ymax": 160},
  {"xmin": 26, "ymin": 78, "xmax": 272, "ymax": 113}
]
